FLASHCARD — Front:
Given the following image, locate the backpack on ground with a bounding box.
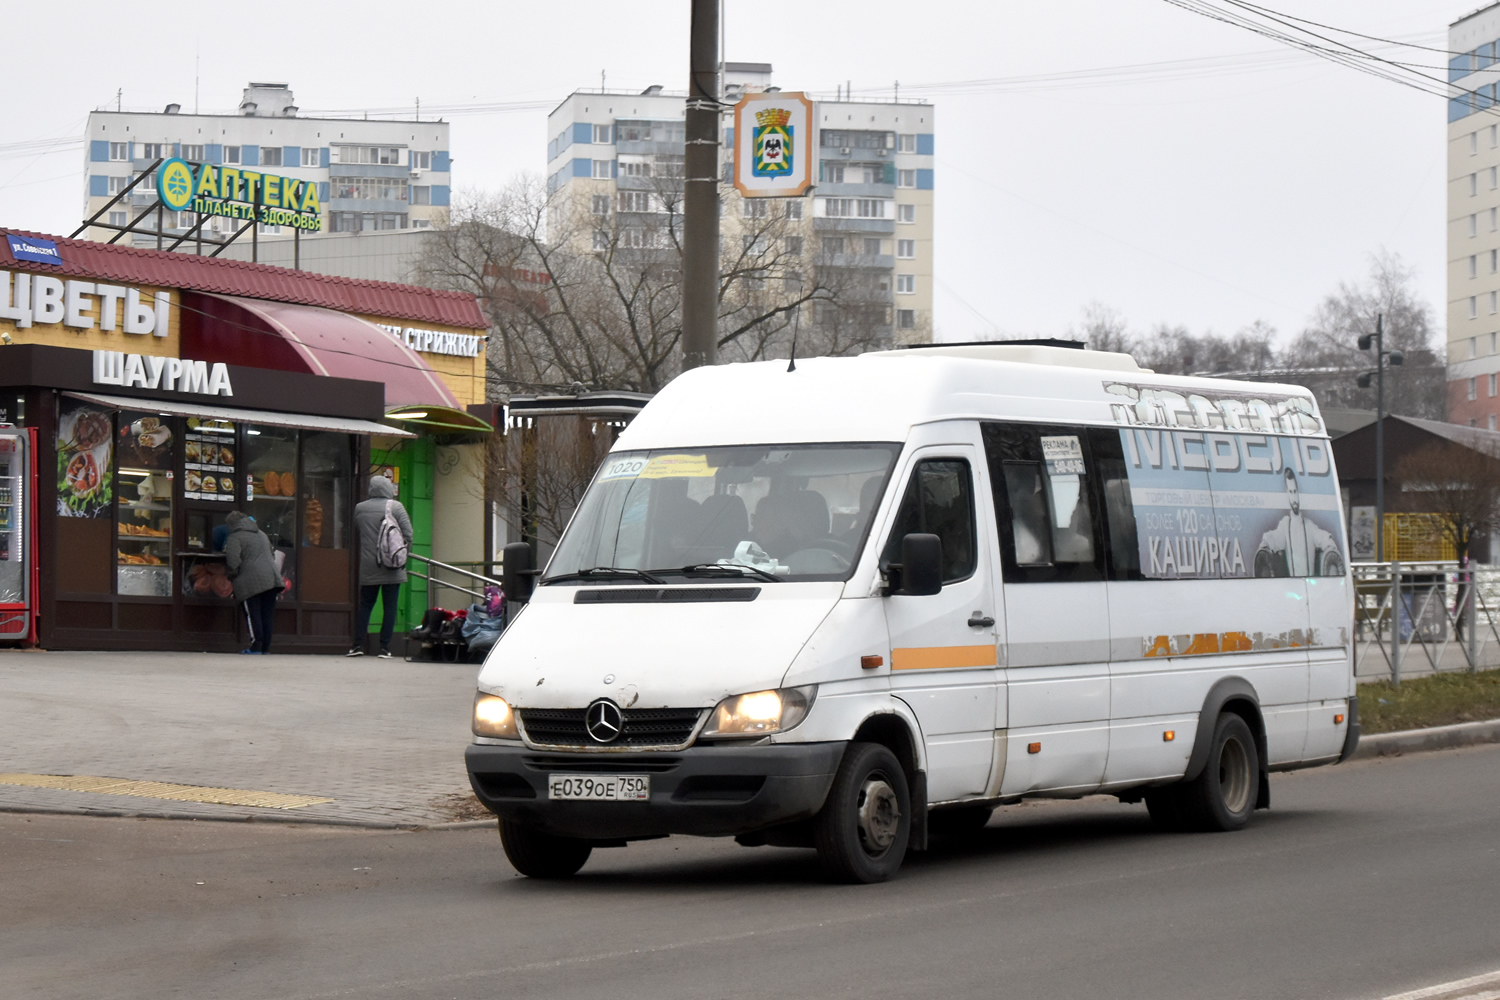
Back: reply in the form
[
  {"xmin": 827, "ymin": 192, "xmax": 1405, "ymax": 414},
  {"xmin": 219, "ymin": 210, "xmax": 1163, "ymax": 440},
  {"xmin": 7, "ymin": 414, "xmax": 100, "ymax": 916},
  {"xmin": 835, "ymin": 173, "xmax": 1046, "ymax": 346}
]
[{"xmin": 375, "ymin": 500, "xmax": 409, "ymax": 570}]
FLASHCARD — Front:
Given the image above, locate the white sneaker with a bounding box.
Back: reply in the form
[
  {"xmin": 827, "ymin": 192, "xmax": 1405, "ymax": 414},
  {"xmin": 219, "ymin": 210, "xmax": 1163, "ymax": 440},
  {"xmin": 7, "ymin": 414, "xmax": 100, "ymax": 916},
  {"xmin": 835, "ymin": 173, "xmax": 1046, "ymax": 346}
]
[
  {"xmin": 377, "ymin": 649, "xmax": 394, "ymax": 659},
  {"xmin": 345, "ymin": 648, "xmax": 365, "ymax": 657}
]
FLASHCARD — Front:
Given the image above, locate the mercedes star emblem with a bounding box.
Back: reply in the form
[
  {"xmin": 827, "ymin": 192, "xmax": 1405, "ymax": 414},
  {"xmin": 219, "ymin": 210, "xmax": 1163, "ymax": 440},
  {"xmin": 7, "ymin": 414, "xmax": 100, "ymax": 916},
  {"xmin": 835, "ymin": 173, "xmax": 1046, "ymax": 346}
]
[
  {"xmin": 602, "ymin": 674, "xmax": 615, "ymax": 685},
  {"xmin": 585, "ymin": 699, "xmax": 624, "ymax": 744}
]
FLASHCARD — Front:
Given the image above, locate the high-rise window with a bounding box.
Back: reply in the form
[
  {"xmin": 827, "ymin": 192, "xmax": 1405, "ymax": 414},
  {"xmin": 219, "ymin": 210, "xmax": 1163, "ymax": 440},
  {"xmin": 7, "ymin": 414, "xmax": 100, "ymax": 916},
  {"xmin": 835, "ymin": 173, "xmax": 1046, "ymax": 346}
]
[
  {"xmin": 896, "ymin": 274, "xmax": 915, "ymax": 294},
  {"xmin": 261, "ymin": 147, "xmax": 283, "ymax": 166},
  {"xmin": 333, "ymin": 146, "xmax": 401, "ymax": 165},
  {"xmin": 822, "ymin": 237, "xmax": 845, "ymax": 255},
  {"xmin": 620, "ymin": 160, "xmax": 650, "ymax": 177},
  {"xmin": 1472, "ymin": 337, "xmax": 1480, "ymax": 358},
  {"xmin": 591, "ymin": 195, "xmax": 610, "ymax": 216},
  {"xmin": 1469, "ymin": 377, "xmax": 1478, "ymax": 401},
  {"xmin": 782, "ymin": 199, "xmax": 803, "ymax": 220},
  {"xmin": 108, "ymin": 175, "xmax": 129, "ymax": 194},
  {"xmin": 898, "ymin": 134, "xmax": 916, "ymax": 153},
  {"xmin": 1471, "ymin": 173, "xmax": 1479, "ymax": 196},
  {"xmin": 897, "ymin": 309, "xmax": 915, "ymax": 329},
  {"xmin": 898, "ymin": 204, "xmax": 916, "ymax": 224},
  {"xmin": 825, "ymin": 198, "xmax": 853, "ymax": 218},
  {"xmin": 863, "ymin": 238, "xmax": 882, "ymax": 256},
  {"xmin": 618, "ymin": 191, "xmax": 651, "ymax": 213},
  {"xmin": 1490, "ymin": 415, "xmax": 1497, "ymax": 431},
  {"xmin": 1490, "ymin": 166, "xmax": 1497, "ymax": 189},
  {"xmin": 1471, "ymin": 214, "xmax": 1479, "ymax": 237},
  {"xmin": 856, "ymin": 199, "xmax": 884, "ymax": 218},
  {"xmin": 108, "ymin": 211, "xmax": 127, "ymax": 227},
  {"xmin": 1491, "ymin": 291, "xmax": 1497, "ymax": 314},
  {"xmin": 593, "ymin": 124, "xmax": 612, "ymax": 144},
  {"xmin": 592, "ymin": 160, "xmax": 613, "ymax": 179},
  {"xmin": 182, "ymin": 144, "xmax": 204, "ymax": 161},
  {"xmin": 785, "ymin": 236, "xmax": 803, "ymax": 255},
  {"xmin": 1490, "ymin": 374, "xmax": 1498, "ymax": 396},
  {"xmin": 897, "ymin": 239, "xmax": 916, "ymax": 258},
  {"xmin": 410, "ymin": 186, "xmax": 431, "ymax": 205},
  {"xmin": 823, "ymin": 163, "xmax": 845, "ymax": 183},
  {"xmin": 1472, "ymin": 132, "xmax": 1480, "ymax": 154},
  {"xmin": 411, "ymin": 150, "xmax": 431, "ymax": 170},
  {"xmin": 224, "ymin": 146, "xmax": 242, "ymax": 165},
  {"xmin": 141, "ymin": 143, "xmax": 165, "ymax": 160},
  {"xmin": 897, "ymin": 169, "xmax": 916, "ymax": 188},
  {"xmin": 302, "ymin": 147, "xmax": 321, "ymax": 167},
  {"xmin": 742, "ymin": 199, "xmax": 769, "ymax": 219},
  {"xmin": 1472, "ymin": 255, "xmax": 1479, "ymax": 279},
  {"xmin": 1471, "ymin": 296, "xmax": 1479, "ymax": 318},
  {"xmin": 109, "ymin": 142, "xmax": 128, "ymax": 161}
]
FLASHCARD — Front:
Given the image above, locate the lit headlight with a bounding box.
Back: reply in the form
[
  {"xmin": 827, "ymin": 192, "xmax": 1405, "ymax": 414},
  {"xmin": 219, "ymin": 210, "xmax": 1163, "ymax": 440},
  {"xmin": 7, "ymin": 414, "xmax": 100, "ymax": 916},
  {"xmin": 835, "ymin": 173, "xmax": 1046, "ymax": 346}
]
[
  {"xmin": 473, "ymin": 692, "xmax": 518, "ymax": 739},
  {"xmin": 701, "ymin": 686, "xmax": 816, "ymax": 738}
]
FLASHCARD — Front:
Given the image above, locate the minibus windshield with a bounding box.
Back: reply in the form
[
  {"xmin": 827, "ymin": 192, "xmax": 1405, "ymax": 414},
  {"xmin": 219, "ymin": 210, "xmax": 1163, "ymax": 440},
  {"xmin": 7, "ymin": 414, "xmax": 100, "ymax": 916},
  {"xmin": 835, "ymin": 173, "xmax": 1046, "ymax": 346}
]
[{"xmin": 545, "ymin": 444, "xmax": 900, "ymax": 583}]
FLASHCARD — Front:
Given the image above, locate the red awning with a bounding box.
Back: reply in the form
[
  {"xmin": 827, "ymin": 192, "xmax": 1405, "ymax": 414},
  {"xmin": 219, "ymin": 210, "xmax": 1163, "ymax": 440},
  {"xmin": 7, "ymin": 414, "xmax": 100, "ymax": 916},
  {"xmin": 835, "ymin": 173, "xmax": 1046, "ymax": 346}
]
[{"xmin": 182, "ymin": 292, "xmax": 463, "ymax": 410}]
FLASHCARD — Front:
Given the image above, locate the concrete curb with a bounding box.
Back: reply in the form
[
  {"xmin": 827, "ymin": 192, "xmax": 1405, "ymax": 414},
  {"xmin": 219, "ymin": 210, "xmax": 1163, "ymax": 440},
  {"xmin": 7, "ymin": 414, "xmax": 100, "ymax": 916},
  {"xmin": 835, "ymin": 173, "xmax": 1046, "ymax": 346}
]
[
  {"xmin": 1351, "ymin": 718, "xmax": 1500, "ymax": 759},
  {"xmin": 0, "ymin": 804, "xmax": 496, "ymax": 832}
]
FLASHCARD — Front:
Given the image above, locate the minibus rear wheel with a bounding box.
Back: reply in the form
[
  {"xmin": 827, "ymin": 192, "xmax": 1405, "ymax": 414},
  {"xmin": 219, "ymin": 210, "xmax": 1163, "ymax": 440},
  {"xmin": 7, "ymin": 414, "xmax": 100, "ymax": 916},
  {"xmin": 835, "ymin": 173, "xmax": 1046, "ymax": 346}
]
[
  {"xmin": 1149, "ymin": 713, "xmax": 1258, "ymax": 833},
  {"xmin": 499, "ymin": 820, "xmax": 593, "ymax": 878},
  {"xmin": 814, "ymin": 742, "xmax": 912, "ymax": 883}
]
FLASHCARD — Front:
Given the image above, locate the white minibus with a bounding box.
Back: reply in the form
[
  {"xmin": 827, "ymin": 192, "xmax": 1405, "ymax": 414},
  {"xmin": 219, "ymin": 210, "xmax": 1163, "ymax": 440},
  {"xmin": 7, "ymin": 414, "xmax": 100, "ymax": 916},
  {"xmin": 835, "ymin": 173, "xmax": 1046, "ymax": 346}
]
[{"xmin": 465, "ymin": 344, "xmax": 1358, "ymax": 882}]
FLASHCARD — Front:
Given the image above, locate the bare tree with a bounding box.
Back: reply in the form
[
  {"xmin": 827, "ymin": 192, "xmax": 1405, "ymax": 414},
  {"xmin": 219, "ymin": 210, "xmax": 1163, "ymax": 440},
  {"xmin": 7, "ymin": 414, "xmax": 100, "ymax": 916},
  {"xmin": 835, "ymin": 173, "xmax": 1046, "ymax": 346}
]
[
  {"xmin": 1283, "ymin": 251, "xmax": 1445, "ymax": 419},
  {"xmin": 416, "ymin": 176, "xmax": 895, "ymax": 398}
]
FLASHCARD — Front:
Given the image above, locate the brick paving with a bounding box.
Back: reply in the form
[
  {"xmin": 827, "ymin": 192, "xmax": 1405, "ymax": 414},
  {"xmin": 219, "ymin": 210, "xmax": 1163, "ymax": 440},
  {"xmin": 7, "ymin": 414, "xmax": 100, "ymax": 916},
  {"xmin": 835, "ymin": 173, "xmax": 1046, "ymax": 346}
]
[{"xmin": 0, "ymin": 649, "xmax": 480, "ymax": 827}]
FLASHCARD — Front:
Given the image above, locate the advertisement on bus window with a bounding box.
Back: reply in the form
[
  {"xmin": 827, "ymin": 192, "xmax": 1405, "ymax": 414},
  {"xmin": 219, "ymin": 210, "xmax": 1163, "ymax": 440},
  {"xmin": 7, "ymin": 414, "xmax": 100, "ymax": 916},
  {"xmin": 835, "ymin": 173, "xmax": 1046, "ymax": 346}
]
[{"xmin": 1120, "ymin": 428, "xmax": 1345, "ymax": 579}]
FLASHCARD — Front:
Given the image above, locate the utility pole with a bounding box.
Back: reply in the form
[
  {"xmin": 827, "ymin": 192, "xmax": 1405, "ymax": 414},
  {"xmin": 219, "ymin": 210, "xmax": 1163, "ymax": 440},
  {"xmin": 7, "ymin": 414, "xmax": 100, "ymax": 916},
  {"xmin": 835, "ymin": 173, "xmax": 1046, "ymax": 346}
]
[
  {"xmin": 681, "ymin": 0, "xmax": 720, "ymax": 371},
  {"xmin": 1358, "ymin": 313, "xmax": 1403, "ymax": 561}
]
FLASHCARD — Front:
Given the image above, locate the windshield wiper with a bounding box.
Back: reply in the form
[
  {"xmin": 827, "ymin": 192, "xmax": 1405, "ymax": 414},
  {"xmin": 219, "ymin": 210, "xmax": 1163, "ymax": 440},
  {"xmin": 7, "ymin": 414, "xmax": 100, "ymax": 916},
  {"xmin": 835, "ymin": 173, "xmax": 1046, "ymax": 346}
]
[
  {"xmin": 672, "ymin": 563, "xmax": 783, "ymax": 583},
  {"xmin": 542, "ymin": 566, "xmax": 666, "ymax": 585}
]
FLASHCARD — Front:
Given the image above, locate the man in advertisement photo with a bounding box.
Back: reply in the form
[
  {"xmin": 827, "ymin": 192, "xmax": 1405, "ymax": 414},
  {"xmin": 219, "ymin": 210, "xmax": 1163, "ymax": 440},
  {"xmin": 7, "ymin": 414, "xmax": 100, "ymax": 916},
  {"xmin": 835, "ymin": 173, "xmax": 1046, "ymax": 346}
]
[{"xmin": 1253, "ymin": 467, "xmax": 1344, "ymax": 578}]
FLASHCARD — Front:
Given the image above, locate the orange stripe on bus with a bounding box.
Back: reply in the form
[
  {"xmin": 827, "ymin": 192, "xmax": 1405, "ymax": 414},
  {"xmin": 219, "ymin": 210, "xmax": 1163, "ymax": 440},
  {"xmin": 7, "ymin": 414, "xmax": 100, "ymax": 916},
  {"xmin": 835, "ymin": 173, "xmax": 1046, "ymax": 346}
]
[{"xmin": 890, "ymin": 645, "xmax": 998, "ymax": 671}]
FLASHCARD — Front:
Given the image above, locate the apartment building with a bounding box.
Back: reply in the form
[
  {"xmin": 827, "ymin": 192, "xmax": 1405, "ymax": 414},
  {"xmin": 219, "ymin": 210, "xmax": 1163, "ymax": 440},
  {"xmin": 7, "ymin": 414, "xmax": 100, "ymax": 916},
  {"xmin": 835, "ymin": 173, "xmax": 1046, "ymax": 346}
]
[
  {"xmin": 1448, "ymin": 6, "xmax": 1500, "ymax": 428},
  {"xmin": 544, "ymin": 64, "xmax": 935, "ymax": 343},
  {"xmin": 81, "ymin": 83, "xmax": 451, "ymax": 245}
]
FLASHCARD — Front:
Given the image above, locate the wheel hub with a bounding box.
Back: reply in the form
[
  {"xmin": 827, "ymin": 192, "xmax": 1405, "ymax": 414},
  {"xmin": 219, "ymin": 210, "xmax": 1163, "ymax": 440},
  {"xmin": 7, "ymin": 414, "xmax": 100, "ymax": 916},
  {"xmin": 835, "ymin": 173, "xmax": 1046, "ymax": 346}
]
[
  {"xmin": 856, "ymin": 776, "xmax": 900, "ymax": 853},
  {"xmin": 1218, "ymin": 735, "xmax": 1251, "ymax": 814}
]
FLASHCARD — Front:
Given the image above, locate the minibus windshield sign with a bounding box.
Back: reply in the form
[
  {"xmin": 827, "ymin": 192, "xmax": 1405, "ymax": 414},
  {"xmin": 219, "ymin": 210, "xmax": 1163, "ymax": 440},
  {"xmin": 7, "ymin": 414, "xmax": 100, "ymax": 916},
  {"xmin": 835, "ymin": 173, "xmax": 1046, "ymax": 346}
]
[{"xmin": 547, "ymin": 444, "xmax": 900, "ymax": 584}]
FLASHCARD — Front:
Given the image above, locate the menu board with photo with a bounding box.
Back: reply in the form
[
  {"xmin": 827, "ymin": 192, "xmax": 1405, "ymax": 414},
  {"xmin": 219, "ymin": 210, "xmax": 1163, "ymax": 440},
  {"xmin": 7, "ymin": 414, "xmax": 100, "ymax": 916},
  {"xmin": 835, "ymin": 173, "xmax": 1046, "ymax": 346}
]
[{"xmin": 182, "ymin": 418, "xmax": 237, "ymax": 502}]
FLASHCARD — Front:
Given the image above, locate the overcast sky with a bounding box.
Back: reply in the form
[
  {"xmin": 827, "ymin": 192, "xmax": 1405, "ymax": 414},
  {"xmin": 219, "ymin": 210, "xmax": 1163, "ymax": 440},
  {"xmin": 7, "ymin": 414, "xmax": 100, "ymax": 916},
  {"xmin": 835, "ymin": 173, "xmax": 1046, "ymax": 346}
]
[{"xmin": 0, "ymin": 1, "xmax": 1459, "ymax": 347}]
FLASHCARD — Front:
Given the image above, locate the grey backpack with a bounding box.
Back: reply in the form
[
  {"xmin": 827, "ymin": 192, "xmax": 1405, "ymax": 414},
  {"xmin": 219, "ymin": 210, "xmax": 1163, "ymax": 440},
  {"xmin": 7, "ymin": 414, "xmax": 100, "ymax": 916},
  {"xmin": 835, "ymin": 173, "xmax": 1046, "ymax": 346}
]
[{"xmin": 375, "ymin": 500, "xmax": 409, "ymax": 570}]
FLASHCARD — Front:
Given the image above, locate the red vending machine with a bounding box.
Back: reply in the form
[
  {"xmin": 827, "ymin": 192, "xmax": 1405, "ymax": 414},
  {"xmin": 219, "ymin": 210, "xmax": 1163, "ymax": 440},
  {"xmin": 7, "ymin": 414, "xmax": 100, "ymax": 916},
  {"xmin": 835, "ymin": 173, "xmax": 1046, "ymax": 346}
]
[{"xmin": 0, "ymin": 427, "xmax": 37, "ymax": 643}]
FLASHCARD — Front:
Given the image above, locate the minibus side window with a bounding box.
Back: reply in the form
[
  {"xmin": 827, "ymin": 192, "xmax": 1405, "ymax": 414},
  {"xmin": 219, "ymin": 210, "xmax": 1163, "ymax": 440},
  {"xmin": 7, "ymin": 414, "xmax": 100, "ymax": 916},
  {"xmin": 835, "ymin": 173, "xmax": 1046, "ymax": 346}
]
[
  {"xmin": 981, "ymin": 422, "xmax": 1105, "ymax": 583},
  {"xmin": 880, "ymin": 459, "xmax": 977, "ymax": 583},
  {"xmin": 1088, "ymin": 428, "xmax": 1143, "ymax": 581}
]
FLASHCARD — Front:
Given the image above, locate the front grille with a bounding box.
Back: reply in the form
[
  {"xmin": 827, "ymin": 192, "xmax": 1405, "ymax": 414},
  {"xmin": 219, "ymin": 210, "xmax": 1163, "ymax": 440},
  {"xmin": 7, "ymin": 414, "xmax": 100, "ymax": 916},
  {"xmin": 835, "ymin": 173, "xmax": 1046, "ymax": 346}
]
[{"xmin": 519, "ymin": 707, "xmax": 705, "ymax": 748}]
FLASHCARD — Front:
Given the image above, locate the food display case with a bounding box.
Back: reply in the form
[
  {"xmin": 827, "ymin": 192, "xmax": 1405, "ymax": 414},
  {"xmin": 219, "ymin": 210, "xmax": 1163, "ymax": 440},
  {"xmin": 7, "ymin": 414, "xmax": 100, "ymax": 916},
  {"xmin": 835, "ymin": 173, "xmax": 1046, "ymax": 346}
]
[
  {"xmin": 116, "ymin": 412, "xmax": 174, "ymax": 597},
  {"xmin": 0, "ymin": 427, "xmax": 37, "ymax": 641}
]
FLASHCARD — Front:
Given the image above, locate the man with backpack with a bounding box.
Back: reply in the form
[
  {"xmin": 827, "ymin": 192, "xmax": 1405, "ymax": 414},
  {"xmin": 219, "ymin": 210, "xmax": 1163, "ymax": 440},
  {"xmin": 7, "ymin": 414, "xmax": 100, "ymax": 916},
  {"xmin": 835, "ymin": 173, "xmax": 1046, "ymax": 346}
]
[{"xmin": 349, "ymin": 474, "xmax": 413, "ymax": 658}]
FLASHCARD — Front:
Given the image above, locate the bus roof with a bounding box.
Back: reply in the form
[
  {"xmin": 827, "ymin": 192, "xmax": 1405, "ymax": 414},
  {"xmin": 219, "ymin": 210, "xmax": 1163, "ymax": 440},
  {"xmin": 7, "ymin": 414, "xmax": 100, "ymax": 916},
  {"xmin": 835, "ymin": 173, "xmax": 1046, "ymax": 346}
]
[{"xmin": 615, "ymin": 346, "xmax": 1326, "ymax": 451}]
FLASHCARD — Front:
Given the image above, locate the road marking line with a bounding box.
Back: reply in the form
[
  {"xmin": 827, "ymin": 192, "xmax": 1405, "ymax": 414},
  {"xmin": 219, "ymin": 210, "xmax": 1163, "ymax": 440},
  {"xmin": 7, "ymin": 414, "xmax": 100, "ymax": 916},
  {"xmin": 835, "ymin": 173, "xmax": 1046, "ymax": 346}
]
[
  {"xmin": 0, "ymin": 773, "xmax": 334, "ymax": 810},
  {"xmin": 1381, "ymin": 971, "xmax": 1500, "ymax": 1000}
]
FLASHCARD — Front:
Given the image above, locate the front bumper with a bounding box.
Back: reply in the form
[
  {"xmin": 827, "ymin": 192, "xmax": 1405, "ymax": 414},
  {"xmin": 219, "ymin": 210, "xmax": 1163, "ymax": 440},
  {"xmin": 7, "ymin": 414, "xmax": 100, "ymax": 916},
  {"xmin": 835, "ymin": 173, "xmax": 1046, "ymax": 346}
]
[{"xmin": 464, "ymin": 741, "xmax": 847, "ymax": 840}]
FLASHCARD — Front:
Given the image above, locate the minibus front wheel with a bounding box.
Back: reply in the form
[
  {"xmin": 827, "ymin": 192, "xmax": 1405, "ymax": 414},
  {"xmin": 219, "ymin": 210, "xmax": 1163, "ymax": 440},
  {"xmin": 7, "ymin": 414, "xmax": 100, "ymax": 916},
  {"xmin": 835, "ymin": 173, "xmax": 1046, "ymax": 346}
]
[
  {"xmin": 499, "ymin": 819, "xmax": 593, "ymax": 878},
  {"xmin": 814, "ymin": 742, "xmax": 912, "ymax": 883}
]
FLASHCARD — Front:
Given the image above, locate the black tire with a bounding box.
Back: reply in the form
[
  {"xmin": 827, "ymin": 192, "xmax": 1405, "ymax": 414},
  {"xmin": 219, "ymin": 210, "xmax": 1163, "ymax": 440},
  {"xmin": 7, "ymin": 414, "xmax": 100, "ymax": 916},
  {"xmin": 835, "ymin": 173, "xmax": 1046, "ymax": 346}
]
[
  {"xmin": 499, "ymin": 820, "xmax": 593, "ymax": 878},
  {"xmin": 927, "ymin": 805, "xmax": 994, "ymax": 839},
  {"xmin": 1169, "ymin": 713, "xmax": 1259, "ymax": 833},
  {"xmin": 814, "ymin": 742, "xmax": 911, "ymax": 883},
  {"xmin": 1144, "ymin": 786, "xmax": 1188, "ymax": 831}
]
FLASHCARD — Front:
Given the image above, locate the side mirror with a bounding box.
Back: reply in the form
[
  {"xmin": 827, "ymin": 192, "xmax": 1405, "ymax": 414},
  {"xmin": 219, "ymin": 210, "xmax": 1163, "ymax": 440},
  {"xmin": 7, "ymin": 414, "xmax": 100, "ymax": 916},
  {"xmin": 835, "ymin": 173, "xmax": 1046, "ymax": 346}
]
[
  {"xmin": 501, "ymin": 541, "xmax": 535, "ymax": 604},
  {"xmin": 891, "ymin": 533, "xmax": 943, "ymax": 597}
]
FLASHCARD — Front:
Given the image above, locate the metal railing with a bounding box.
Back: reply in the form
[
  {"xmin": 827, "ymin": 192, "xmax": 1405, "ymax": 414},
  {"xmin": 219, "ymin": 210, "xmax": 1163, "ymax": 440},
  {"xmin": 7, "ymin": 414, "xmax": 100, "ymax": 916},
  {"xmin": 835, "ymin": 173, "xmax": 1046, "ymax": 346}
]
[
  {"xmin": 1352, "ymin": 561, "xmax": 1500, "ymax": 685},
  {"xmin": 406, "ymin": 553, "xmax": 501, "ymax": 606}
]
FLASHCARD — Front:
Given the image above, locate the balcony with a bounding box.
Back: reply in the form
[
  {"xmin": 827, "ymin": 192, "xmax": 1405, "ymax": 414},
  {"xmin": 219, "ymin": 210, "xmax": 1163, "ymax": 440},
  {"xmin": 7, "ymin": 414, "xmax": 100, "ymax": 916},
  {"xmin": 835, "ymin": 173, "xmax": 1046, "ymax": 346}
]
[
  {"xmin": 816, "ymin": 145, "xmax": 892, "ymax": 161},
  {"xmin": 615, "ymin": 139, "xmax": 686, "ymax": 156},
  {"xmin": 814, "ymin": 217, "xmax": 895, "ymax": 235},
  {"xmin": 328, "ymin": 163, "xmax": 413, "ymax": 179},
  {"xmin": 822, "ymin": 252, "xmax": 895, "ymax": 271},
  {"xmin": 815, "ymin": 181, "xmax": 895, "ymax": 198}
]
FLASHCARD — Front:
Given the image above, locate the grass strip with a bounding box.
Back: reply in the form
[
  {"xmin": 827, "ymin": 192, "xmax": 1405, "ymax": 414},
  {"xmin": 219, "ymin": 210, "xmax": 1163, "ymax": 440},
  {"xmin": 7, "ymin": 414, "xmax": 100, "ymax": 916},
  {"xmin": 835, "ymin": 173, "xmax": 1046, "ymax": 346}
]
[{"xmin": 1360, "ymin": 668, "xmax": 1500, "ymax": 734}]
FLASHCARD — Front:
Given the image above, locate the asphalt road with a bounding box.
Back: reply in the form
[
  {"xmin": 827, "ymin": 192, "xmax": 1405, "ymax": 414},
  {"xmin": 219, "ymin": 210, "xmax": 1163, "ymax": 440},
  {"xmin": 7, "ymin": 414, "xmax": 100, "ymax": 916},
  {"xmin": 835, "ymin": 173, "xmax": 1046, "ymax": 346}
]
[{"xmin": 5, "ymin": 745, "xmax": 1500, "ymax": 1000}]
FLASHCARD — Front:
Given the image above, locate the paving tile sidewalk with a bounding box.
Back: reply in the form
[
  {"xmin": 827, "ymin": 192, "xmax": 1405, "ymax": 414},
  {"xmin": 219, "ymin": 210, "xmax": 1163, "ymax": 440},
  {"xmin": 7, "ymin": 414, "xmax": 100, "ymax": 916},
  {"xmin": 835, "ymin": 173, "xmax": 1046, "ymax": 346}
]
[{"xmin": 0, "ymin": 649, "xmax": 481, "ymax": 827}]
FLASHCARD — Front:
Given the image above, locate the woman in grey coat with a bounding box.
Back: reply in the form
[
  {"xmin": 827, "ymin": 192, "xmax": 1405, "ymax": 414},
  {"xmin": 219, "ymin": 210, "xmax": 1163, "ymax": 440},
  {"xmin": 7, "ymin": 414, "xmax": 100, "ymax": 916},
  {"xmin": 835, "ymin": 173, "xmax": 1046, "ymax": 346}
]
[
  {"xmin": 224, "ymin": 510, "xmax": 284, "ymax": 654},
  {"xmin": 349, "ymin": 475, "xmax": 413, "ymax": 657}
]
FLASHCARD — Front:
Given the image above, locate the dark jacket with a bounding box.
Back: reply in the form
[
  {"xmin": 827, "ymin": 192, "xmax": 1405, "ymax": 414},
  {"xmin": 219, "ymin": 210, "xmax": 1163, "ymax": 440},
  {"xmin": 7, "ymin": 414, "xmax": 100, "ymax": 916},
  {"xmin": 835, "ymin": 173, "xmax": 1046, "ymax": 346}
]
[
  {"xmin": 224, "ymin": 511, "xmax": 282, "ymax": 602},
  {"xmin": 354, "ymin": 476, "xmax": 413, "ymax": 586}
]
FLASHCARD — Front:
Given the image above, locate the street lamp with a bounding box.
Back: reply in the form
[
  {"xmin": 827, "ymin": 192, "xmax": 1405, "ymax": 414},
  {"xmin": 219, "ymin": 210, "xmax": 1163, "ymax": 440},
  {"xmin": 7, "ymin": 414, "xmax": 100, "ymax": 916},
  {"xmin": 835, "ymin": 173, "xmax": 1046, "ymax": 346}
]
[{"xmin": 1356, "ymin": 312, "xmax": 1403, "ymax": 561}]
